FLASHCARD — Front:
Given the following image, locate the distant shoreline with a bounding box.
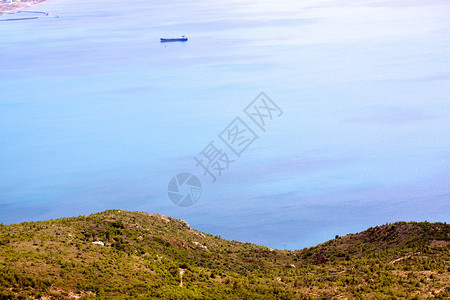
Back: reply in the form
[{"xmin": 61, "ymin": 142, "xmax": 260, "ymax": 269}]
[{"xmin": 0, "ymin": 0, "xmax": 48, "ymax": 16}]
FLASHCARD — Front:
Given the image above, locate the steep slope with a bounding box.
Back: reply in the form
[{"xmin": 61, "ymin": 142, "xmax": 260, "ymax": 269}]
[
  {"xmin": 297, "ymin": 221, "xmax": 450, "ymax": 262},
  {"xmin": 0, "ymin": 210, "xmax": 449, "ymax": 299}
]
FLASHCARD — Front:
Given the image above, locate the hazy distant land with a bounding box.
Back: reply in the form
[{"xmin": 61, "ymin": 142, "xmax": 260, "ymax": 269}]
[{"xmin": 0, "ymin": 0, "xmax": 46, "ymax": 15}]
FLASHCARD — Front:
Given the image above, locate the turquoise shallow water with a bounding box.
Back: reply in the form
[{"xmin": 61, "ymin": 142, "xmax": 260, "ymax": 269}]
[{"xmin": 1, "ymin": 0, "xmax": 449, "ymax": 249}]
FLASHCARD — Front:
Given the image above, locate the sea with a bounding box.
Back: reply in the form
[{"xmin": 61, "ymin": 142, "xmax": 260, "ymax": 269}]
[{"xmin": 1, "ymin": 0, "xmax": 449, "ymax": 250}]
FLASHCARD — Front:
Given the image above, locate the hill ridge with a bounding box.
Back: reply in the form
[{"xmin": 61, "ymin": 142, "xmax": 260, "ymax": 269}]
[{"xmin": 0, "ymin": 209, "xmax": 449, "ymax": 299}]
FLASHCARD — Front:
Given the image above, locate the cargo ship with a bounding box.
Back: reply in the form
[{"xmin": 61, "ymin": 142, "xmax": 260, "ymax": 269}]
[{"xmin": 160, "ymin": 36, "xmax": 188, "ymax": 42}]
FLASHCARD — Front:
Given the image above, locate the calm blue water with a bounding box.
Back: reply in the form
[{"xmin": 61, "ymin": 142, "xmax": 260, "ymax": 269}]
[{"xmin": 1, "ymin": 0, "xmax": 449, "ymax": 249}]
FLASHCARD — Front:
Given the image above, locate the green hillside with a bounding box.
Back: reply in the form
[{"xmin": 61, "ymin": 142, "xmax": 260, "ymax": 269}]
[{"xmin": 0, "ymin": 210, "xmax": 449, "ymax": 299}]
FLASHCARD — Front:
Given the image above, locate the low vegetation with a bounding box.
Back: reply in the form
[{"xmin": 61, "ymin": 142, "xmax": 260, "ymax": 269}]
[{"xmin": 0, "ymin": 210, "xmax": 449, "ymax": 299}]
